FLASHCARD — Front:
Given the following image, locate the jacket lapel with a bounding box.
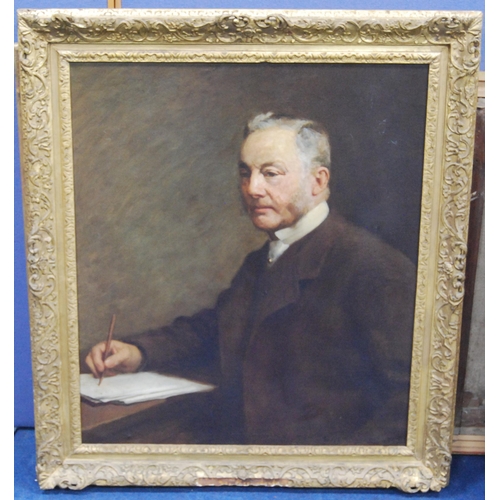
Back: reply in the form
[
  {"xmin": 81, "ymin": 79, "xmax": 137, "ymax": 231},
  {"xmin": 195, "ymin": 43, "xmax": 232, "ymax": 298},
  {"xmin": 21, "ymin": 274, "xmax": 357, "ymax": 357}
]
[{"xmin": 252, "ymin": 213, "xmax": 343, "ymax": 326}]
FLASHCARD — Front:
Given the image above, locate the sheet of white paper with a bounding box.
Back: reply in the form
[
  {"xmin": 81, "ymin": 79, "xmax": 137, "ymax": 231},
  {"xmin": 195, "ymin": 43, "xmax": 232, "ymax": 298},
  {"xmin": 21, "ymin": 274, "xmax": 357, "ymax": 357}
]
[{"xmin": 80, "ymin": 372, "xmax": 215, "ymax": 405}]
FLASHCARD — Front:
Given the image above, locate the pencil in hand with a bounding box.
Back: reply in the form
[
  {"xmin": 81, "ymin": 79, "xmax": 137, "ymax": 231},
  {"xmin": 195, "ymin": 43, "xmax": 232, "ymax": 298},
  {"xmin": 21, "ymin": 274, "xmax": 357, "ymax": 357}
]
[{"xmin": 98, "ymin": 314, "xmax": 116, "ymax": 386}]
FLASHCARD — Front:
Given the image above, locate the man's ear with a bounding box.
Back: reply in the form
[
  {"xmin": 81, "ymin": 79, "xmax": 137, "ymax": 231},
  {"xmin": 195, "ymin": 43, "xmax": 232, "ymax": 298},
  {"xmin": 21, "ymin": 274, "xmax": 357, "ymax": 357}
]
[{"xmin": 311, "ymin": 166, "xmax": 330, "ymax": 197}]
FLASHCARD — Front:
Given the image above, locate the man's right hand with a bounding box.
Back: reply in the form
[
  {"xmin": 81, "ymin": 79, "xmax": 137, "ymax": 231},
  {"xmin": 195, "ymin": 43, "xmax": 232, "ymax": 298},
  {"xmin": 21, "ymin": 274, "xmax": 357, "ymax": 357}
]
[{"xmin": 85, "ymin": 340, "xmax": 143, "ymax": 379}]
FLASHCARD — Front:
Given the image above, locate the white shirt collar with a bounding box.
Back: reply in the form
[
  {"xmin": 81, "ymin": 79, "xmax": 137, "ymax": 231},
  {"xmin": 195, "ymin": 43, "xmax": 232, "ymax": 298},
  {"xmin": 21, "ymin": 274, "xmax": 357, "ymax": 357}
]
[
  {"xmin": 273, "ymin": 201, "xmax": 330, "ymax": 246},
  {"xmin": 267, "ymin": 201, "xmax": 329, "ymax": 266}
]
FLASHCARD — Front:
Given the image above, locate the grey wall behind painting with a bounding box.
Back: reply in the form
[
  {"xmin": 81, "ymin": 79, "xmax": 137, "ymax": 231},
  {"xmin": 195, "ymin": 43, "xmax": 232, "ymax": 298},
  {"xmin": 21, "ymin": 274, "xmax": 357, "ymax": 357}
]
[{"xmin": 71, "ymin": 62, "xmax": 427, "ymax": 350}]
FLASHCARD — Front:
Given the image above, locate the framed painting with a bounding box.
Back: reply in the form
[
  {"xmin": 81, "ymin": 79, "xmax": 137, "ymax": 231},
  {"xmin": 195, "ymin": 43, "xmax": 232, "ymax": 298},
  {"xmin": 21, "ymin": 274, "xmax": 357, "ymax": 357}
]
[{"xmin": 17, "ymin": 8, "xmax": 482, "ymax": 491}]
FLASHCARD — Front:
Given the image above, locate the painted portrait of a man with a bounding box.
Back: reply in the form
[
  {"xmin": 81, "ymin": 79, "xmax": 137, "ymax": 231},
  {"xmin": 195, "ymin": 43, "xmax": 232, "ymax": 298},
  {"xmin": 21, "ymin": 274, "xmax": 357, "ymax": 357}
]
[{"xmin": 75, "ymin": 63, "xmax": 427, "ymax": 446}]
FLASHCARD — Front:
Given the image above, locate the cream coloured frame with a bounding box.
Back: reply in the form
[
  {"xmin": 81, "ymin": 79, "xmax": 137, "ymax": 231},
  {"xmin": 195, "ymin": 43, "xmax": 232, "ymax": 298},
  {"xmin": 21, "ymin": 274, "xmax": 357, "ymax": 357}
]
[{"xmin": 17, "ymin": 9, "xmax": 482, "ymax": 492}]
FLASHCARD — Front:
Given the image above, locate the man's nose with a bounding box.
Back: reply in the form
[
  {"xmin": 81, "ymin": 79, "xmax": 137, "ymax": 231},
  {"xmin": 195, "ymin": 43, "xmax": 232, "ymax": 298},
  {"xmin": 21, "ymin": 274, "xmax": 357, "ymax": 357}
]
[{"xmin": 246, "ymin": 171, "xmax": 265, "ymax": 197}]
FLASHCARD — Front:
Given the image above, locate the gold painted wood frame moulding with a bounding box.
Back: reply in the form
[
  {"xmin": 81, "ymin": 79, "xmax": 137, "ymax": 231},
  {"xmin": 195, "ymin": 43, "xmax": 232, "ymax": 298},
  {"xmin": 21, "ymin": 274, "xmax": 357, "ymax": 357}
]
[{"xmin": 17, "ymin": 9, "xmax": 482, "ymax": 492}]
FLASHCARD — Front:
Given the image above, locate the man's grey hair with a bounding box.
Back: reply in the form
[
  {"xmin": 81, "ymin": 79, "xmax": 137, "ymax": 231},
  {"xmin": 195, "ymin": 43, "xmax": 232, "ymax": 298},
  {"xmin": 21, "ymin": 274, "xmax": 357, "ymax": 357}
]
[{"xmin": 244, "ymin": 112, "xmax": 331, "ymax": 172}]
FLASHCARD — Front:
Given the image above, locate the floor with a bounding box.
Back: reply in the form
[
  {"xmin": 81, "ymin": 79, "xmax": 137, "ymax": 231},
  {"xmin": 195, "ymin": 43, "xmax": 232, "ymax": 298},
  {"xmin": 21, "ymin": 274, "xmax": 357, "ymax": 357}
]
[{"xmin": 15, "ymin": 428, "xmax": 485, "ymax": 499}]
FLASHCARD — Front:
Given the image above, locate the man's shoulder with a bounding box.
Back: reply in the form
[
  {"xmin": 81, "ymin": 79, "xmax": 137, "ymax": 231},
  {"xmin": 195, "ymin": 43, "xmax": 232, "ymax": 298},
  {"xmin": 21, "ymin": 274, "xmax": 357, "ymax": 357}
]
[
  {"xmin": 242, "ymin": 241, "xmax": 269, "ymax": 266},
  {"xmin": 319, "ymin": 212, "xmax": 416, "ymax": 281},
  {"xmin": 227, "ymin": 241, "xmax": 268, "ymax": 285}
]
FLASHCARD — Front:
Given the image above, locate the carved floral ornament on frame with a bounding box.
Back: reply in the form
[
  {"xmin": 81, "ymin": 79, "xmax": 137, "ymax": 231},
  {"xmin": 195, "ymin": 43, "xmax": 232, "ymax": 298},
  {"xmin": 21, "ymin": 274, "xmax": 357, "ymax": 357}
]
[{"xmin": 17, "ymin": 9, "xmax": 481, "ymax": 492}]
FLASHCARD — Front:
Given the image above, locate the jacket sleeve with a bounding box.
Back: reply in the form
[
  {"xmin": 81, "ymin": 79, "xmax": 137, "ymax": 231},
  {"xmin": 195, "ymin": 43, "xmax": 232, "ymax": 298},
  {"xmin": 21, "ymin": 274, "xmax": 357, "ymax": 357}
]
[
  {"xmin": 125, "ymin": 306, "xmax": 221, "ymax": 381},
  {"xmin": 346, "ymin": 242, "xmax": 416, "ymax": 444}
]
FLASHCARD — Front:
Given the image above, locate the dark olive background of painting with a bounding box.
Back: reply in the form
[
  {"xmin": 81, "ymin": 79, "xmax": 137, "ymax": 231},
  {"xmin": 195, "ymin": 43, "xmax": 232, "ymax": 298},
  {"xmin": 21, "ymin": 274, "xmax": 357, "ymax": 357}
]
[{"xmin": 70, "ymin": 62, "xmax": 427, "ymax": 351}]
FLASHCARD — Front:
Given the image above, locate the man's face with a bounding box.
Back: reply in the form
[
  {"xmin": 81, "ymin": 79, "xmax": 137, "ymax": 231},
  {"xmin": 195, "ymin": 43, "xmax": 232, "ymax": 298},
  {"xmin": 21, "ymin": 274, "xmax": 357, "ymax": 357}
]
[{"xmin": 239, "ymin": 127, "xmax": 316, "ymax": 233}]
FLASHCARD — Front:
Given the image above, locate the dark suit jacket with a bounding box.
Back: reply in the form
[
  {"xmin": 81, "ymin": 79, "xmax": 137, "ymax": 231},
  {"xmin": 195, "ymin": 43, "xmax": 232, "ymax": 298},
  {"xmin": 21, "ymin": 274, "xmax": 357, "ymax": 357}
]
[{"xmin": 129, "ymin": 213, "xmax": 416, "ymax": 446}]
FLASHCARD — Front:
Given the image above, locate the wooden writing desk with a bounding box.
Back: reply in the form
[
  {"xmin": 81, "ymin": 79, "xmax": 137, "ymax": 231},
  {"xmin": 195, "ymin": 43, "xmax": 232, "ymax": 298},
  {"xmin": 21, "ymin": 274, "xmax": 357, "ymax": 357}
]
[{"xmin": 81, "ymin": 391, "xmax": 217, "ymax": 444}]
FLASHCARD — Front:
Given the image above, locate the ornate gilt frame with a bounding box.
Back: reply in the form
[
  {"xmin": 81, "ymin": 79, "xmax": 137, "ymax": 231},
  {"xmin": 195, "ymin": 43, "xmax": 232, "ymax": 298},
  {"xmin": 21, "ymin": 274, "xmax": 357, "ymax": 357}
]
[{"xmin": 17, "ymin": 9, "xmax": 482, "ymax": 492}]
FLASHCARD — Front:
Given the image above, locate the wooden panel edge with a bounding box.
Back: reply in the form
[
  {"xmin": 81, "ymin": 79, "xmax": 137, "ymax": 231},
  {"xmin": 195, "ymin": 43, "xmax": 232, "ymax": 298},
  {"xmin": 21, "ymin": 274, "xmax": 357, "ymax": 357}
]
[
  {"xmin": 452, "ymin": 435, "xmax": 485, "ymax": 455},
  {"xmin": 478, "ymin": 71, "xmax": 485, "ymax": 99}
]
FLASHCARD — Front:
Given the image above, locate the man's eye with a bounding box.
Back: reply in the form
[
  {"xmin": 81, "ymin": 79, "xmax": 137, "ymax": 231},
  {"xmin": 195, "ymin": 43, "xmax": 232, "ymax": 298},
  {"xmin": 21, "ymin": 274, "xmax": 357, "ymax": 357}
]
[
  {"xmin": 263, "ymin": 171, "xmax": 278, "ymax": 177},
  {"xmin": 239, "ymin": 170, "xmax": 250, "ymax": 178}
]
